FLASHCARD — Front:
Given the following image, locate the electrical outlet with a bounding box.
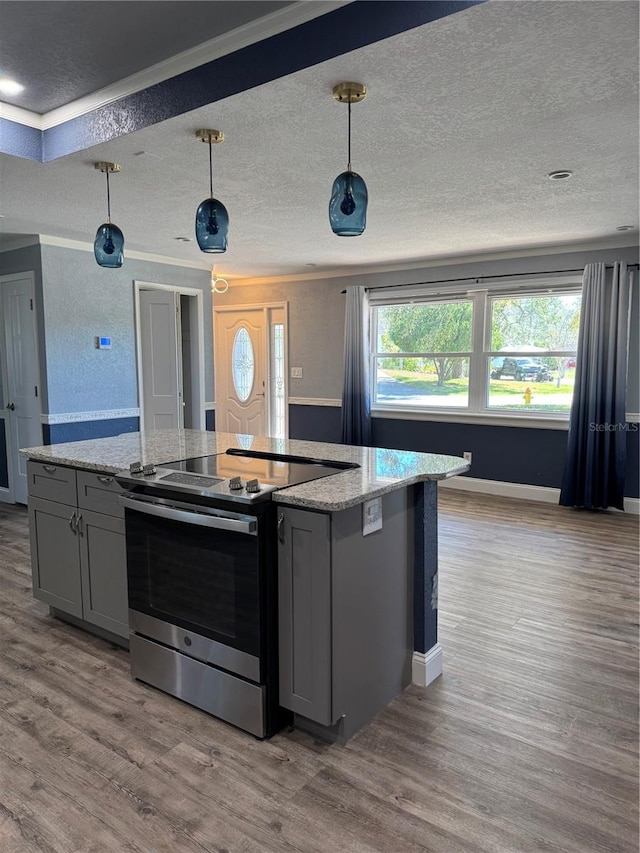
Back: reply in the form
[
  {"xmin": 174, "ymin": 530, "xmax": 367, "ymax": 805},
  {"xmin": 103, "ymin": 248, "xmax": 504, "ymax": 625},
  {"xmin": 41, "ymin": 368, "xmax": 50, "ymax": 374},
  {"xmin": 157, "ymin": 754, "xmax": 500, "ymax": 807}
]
[
  {"xmin": 463, "ymin": 451, "xmax": 472, "ymax": 463},
  {"xmin": 290, "ymin": 367, "xmax": 303, "ymax": 378}
]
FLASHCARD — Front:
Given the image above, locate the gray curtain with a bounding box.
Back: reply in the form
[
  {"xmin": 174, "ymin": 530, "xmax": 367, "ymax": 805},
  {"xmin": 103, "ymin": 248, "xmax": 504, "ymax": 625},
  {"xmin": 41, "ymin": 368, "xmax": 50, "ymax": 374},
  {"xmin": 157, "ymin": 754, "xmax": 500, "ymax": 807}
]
[
  {"xmin": 341, "ymin": 286, "xmax": 371, "ymax": 445},
  {"xmin": 560, "ymin": 262, "xmax": 632, "ymax": 510}
]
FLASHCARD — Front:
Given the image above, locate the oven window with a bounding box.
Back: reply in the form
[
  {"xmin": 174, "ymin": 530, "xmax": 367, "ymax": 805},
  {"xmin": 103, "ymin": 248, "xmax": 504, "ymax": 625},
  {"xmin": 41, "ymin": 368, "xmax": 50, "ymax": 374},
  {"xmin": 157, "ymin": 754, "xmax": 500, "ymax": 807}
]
[
  {"xmin": 147, "ymin": 532, "xmax": 237, "ymax": 638},
  {"xmin": 126, "ymin": 511, "xmax": 261, "ymax": 655}
]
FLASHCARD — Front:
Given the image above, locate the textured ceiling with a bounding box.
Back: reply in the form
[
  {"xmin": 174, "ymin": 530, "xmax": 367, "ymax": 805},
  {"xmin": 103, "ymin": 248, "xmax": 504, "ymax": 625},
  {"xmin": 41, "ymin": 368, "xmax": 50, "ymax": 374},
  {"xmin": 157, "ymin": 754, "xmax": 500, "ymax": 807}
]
[
  {"xmin": 0, "ymin": 0, "xmax": 292, "ymax": 113},
  {"xmin": 0, "ymin": 0, "xmax": 638, "ymax": 280}
]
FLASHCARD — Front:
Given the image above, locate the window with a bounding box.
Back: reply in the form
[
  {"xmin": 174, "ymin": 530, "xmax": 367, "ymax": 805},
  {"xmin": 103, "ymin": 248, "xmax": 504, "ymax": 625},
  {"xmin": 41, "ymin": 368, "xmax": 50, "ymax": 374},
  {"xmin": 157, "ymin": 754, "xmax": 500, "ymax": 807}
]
[
  {"xmin": 270, "ymin": 322, "xmax": 286, "ymax": 438},
  {"xmin": 487, "ymin": 293, "xmax": 581, "ymax": 414},
  {"xmin": 371, "ymin": 282, "xmax": 582, "ymax": 419},
  {"xmin": 375, "ymin": 300, "xmax": 473, "ymax": 408},
  {"xmin": 231, "ymin": 326, "xmax": 255, "ymax": 402}
]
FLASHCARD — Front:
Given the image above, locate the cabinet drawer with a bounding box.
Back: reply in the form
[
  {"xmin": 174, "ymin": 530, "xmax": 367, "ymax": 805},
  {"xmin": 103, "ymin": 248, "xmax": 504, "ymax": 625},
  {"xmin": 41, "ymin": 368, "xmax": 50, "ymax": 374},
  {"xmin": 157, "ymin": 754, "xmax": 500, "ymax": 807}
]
[
  {"xmin": 77, "ymin": 470, "xmax": 125, "ymax": 517},
  {"xmin": 28, "ymin": 461, "xmax": 77, "ymax": 504}
]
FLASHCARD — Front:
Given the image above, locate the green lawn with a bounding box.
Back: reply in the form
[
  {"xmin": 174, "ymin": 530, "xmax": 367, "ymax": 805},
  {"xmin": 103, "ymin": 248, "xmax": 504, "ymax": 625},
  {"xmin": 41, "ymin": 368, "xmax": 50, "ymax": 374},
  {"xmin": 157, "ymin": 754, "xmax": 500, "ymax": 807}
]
[{"xmin": 382, "ymin": 369, "xmax": 574, "ymax": 397}]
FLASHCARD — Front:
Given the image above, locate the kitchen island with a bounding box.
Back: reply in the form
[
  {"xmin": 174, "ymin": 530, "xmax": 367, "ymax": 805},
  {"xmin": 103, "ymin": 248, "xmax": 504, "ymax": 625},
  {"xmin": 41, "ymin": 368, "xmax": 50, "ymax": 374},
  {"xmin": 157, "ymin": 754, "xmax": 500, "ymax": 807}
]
[{"xmin": 21, "ymin": 429, "xmax": 468, "ymax": 742}]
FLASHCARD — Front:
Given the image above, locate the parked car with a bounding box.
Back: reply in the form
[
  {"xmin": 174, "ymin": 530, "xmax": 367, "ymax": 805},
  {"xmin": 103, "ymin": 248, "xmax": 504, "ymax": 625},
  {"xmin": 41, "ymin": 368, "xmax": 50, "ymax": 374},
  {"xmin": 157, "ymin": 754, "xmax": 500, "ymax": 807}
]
[
  {"xmin": 491, "ymin": 357, "xmax": 553, "ymax": 382},
  {"xmin": 567, "ymin": 357, "xmax": 576, "ymax": 368}
]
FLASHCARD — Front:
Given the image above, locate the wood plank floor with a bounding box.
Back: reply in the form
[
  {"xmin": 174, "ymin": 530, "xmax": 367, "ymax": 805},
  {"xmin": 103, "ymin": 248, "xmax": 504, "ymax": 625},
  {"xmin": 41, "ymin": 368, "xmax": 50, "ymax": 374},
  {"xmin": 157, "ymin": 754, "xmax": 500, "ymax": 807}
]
[{"xmin": 0, "ymin": 492, "xmax": 638, "ymax": 853}]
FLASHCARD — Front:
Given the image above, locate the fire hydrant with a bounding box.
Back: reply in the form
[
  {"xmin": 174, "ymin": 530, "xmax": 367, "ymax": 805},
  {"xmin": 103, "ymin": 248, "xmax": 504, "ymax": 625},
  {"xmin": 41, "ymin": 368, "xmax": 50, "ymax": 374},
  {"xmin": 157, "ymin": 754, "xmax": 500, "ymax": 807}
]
[{"xmin": 523, "ymin": 387, "xmax": 533, "ymax": 405}]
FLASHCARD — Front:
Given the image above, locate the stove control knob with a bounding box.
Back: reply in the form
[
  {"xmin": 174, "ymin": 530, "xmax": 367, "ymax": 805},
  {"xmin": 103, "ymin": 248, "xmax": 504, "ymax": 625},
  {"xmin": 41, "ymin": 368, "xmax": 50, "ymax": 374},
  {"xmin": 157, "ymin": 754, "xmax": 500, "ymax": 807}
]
[
  {"xmin": 229, "ymin": 476, "xmax": 243, "ymax": 491},
  {"xmin": 245, "ymin": 478, "xmax": 261, "ymax": 493},
  {"xmin": 129, "ymin": 461, "xmax": 144, "ymax": 475},
  {"xmin": 142, "ymin": 464, "xmax": 157, "ymax": 476}
]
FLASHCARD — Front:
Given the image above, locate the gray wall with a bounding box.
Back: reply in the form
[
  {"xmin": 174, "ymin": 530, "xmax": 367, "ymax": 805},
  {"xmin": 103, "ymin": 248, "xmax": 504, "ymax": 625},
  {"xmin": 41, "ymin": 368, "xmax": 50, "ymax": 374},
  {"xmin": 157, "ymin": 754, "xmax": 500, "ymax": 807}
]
[
  {"xmin": 215, "ymin": 278, "xmax": 346, "ymax": 400},
  {"xmin": 39, "ymin": 244, "xmax": 212, "ymax": 415},
  {"xmin": 216, "ymin": 244, "xmax": 639, "ymax": 404},
  {"xmin": 216, "ymin": 243, "xmax": 640, "ymax": 496}
]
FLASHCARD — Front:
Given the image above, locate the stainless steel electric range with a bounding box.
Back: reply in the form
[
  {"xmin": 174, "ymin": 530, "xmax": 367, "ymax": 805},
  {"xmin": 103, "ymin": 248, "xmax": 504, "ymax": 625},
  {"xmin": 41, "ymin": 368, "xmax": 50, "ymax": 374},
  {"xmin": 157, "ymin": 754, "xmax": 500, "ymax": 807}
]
[{"xmin": 116, "ymin": 449, "xmax": 357, "ymax": 738}]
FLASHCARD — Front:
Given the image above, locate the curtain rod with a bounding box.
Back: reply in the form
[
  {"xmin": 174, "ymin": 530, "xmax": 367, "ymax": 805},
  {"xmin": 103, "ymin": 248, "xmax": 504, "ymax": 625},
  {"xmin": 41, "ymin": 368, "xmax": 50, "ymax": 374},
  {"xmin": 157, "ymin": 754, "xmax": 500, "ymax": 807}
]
[{"xmin": 340, "ymin": 263, "xmax": 639, "ymax": 294}]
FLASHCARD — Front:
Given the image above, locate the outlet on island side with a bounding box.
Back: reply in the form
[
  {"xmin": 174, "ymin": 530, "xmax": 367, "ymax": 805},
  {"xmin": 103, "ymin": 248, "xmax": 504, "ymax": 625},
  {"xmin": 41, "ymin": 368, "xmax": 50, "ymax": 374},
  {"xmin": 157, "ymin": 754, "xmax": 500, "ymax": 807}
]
[{"xmin": 463, "ymin": 451, "xmax": 472, "ymax": 463}]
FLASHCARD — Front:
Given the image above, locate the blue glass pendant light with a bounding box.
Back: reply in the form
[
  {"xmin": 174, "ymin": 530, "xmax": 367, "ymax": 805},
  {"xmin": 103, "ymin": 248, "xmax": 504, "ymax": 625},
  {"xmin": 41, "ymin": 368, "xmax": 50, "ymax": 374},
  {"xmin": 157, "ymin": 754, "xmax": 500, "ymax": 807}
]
[
  {"xmin": 329, "ymin": 82, "xmax": 368, "ymax": 237},
  {"xmin": 93, "ymin": 162, "xmax": 124, "ymax": 268},
  {"xmin": 195, "ymin": 129, "xmax": 228, "ymax": 253}
]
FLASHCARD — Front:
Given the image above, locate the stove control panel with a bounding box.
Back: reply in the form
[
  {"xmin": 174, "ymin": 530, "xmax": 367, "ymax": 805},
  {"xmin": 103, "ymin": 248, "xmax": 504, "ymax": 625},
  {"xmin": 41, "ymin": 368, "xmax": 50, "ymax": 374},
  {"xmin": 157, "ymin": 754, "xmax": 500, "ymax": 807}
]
[
  {"xmin": 245, "ymin": 478, "xmax": 261, "ymax": 493},
  {"xmin": 228, "ymin": 476, "xmax": 243, "ymax": 491}
]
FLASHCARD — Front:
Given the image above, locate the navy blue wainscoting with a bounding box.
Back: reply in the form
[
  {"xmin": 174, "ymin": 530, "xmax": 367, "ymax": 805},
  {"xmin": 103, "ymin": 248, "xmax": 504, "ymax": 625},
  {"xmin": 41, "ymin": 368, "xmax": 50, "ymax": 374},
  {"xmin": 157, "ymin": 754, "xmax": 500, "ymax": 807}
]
[
  {"xmin": 289, "ymin": 404, "xmax": 342, "ymax": 444},
  {"xmin": 206, "ymin": 410, "xmax": 216, "ymax": 431},
  {"xmin": 626, "ymin": 426, "xmax": 639, "ymax": 498},
  {"xmin": 0, "ymin": 420, "xmax": 9, "ymax": 488},
  {"xmin": 43, "ymin": 417, "xmax": 139, "ymax": 445},
  {"xmin": 373, "ymin": 418, "xmax": 570, "ymax": 488},
  {"xmin": 289, "ymin": 408, "xmax": 640, "ymax": 497}
]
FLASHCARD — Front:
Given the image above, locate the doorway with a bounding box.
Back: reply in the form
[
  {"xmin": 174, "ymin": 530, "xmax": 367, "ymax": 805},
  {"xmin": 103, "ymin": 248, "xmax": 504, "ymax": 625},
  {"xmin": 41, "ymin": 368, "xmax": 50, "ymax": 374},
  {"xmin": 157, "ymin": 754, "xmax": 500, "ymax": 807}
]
[
  {"xmin": 214, "ymin": 304, "xmax": 288, "ymax": 438},
  {"xmin": 134, "ymin": 281, "xmax": 205, "ymax": 432},
  {"xmin": 0, "ymin": 271, "xmax": 42, "ymax": 504}
]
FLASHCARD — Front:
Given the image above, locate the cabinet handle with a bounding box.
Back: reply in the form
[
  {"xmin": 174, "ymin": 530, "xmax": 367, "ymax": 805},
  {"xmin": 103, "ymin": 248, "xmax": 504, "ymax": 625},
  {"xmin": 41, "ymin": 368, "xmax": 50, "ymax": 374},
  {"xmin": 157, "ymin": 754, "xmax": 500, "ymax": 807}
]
[
  {"xmin": 97, "ymin": 475, "xmax": 113, "ymax": 484},
  {"xmin": 43, "ymin": 465, "xmax": 57, "ymax": 474},
  {"xmin": 69, "ymin": 512, "xmax": 77, "ymax": 533},
  {"xmin": 277, "ymin": 513, "xmax": 285, "ymax": 544},
  {"xmin": 76, "ymin": 513, "xmax": 83, "ymax": 535}
]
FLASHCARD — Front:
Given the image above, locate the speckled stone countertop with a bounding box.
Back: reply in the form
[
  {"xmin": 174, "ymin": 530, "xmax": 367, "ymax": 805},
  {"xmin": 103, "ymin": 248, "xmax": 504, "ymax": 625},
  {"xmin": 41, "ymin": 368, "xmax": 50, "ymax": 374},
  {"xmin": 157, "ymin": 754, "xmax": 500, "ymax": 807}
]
[{"xmin": 20, "ymin": 429, "xmax": 469, "ymax": 511}]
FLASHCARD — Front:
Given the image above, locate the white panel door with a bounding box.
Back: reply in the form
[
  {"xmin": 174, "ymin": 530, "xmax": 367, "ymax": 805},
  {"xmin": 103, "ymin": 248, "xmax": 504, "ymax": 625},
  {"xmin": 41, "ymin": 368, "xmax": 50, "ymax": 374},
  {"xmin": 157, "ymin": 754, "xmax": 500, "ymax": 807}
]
[
  {"xmin": 214, "ymin": 309, "xmax": 266, "ymax": 436},
  {"xmin": 1, "ymin": 274, "xmax": 42, "ymax": 504},
  {"xmin": 139, "ymin": 289, "xmax": 182, "ymax": 430}
]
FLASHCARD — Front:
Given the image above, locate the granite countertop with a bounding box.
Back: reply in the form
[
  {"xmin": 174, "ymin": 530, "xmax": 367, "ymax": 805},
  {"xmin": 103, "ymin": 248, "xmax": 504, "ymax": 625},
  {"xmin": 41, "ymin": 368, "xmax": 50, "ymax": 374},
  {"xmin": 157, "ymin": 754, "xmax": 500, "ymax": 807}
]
[{"xmin": 20, "ymin": 429, "xmax": 469, "ymax": 511}]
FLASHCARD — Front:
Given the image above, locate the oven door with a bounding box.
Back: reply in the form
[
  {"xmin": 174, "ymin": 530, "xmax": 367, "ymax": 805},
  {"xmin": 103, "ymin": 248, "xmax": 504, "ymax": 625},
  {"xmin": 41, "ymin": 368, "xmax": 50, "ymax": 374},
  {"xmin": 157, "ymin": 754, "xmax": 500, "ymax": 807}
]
[{"xmin": 121, "ymin": 493, "xmax": 264, "ymax": 679}]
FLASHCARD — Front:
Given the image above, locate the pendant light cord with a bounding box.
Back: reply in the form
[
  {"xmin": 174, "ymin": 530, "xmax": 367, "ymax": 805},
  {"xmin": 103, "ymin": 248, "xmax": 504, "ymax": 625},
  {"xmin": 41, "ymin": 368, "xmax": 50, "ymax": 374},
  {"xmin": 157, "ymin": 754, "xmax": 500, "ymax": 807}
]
[
  {"xmin": 105, "ymin": 168, "xmax": 112, "ymax": 224},
  {"xmin": 209, "ymin": 138, "xmax": 214, "ymax": 199},
  {"xmin": 347, "ymin": 94, "xmax": 352, "ymax": 172}
]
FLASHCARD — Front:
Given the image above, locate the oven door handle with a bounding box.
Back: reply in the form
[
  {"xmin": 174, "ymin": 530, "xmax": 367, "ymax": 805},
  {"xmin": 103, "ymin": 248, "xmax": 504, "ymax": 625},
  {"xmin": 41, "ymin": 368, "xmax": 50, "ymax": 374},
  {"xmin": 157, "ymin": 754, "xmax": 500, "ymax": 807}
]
[{"xmin": 119, "ymin": 495, "xmax": 258, "ymax": 536}]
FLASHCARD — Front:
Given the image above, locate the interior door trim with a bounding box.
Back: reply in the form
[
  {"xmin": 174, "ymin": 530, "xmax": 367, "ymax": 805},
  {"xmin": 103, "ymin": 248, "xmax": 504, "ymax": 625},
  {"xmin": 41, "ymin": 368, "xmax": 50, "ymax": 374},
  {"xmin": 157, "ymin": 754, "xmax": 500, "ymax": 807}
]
[{"xmin": 133, "ymin": 280, "xmax": 206, "ymax": 432}]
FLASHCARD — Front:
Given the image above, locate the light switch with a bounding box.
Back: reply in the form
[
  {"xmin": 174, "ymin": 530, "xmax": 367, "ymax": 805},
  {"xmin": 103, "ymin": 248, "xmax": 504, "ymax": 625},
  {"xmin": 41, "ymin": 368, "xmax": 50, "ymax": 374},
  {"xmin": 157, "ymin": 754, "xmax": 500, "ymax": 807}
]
[{"xmin": 290, "ymin": 367, "xmax": 303, "ymax": 378}]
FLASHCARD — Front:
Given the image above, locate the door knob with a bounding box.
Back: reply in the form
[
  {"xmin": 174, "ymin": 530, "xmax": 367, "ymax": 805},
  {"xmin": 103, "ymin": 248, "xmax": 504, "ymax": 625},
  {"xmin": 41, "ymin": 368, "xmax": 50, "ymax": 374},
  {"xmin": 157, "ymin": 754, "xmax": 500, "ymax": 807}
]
[{"xmin": 6, "ymin": 402, "xmax": 15, "ymax": 411}]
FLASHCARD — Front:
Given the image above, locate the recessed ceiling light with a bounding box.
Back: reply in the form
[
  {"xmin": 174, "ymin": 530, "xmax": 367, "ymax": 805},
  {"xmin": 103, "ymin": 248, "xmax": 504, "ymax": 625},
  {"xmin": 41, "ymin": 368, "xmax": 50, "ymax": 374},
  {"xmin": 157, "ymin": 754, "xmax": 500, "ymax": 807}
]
[
  {"xmin": 305, "ymin": 263, "xmax": 316, "ymax": 267},
  {"xmin": 0, "ymin": 77, "xmax": 25, "ymax": 97},
  {"xmin": 547, "ymin": 170, "xmax": 573, "ymax": 180},
  {"xmin": 615, "ymin": 225, "xmax": 634, "ymax": 231},
  {"xmin": 174, "ymin": 236, "xmax": 192, "ymax": 242}
]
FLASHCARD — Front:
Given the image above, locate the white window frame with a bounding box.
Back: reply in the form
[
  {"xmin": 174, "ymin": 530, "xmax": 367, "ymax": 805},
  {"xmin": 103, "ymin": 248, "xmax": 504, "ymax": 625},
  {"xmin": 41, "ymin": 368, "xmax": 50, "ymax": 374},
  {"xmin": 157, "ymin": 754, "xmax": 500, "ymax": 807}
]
[{"xmin": 370, "ymin": 275, "xmax": 582, "ymax": 429}]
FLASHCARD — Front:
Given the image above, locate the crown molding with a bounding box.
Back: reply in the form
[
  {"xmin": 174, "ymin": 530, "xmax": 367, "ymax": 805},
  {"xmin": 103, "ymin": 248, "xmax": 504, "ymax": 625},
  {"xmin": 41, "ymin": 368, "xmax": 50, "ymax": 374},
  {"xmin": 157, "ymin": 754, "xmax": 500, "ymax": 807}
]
[
  {"xmin": 37, "ymin": 235, "xmax": 211, "ymax": 270},
  {"xmin": 2, "ymin": 1, "xmax": 349, "ymax": 131},
  {"xmin": 0, "ymin": 102, "xmax": 42, "ymax": 130}
]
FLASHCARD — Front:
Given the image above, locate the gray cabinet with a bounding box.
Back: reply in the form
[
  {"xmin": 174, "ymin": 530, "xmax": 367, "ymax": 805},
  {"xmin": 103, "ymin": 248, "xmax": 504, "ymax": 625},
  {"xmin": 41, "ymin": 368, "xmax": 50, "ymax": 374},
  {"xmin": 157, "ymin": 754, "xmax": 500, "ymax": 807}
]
[
  {"xmin": 27, "ymin": 462, "xmax": 129, "ymax": 640},
  {"xmin": 78, "ymin": 509, "xmax": 127, "ymax": 636},
  {"xmin": 277, "ymin": 488, "xmax": 415, "ymax": 742},
  {"xmin": 278, "ymin": 507, "xmax": 332, "ymax": 725},
  {"xmin": 29, "ymin": 496, "xmax": 84, "ymax": 617}
]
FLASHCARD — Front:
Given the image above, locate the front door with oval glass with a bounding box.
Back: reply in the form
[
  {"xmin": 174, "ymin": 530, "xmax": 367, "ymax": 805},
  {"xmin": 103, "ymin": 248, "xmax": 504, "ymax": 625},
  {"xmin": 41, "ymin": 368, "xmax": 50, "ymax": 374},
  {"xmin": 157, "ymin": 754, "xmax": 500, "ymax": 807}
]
[{"xmin": 214, "ymin": 310, "xmax": 266, "ymax": 435}]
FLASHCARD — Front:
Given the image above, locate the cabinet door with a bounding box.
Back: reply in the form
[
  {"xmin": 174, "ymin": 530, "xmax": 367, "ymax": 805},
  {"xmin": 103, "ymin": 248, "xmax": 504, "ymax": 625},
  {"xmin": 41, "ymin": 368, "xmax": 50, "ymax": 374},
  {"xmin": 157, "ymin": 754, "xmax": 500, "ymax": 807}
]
[
  {"xmin": 28, "ymin": 496, "xmax": 83, "ymax": 617},
  {"xmin": 77, "ymin": 509, "xmax": 129, "ymax": 639},
  {"xmin": 278, "ymin": 507, "xmax": 332, "ymax": 725}
]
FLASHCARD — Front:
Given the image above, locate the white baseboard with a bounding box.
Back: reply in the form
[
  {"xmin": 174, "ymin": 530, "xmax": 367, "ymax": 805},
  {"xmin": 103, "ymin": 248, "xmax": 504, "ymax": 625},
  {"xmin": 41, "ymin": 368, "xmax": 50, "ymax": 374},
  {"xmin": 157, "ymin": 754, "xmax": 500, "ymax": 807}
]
[
  {"xmin": 412, "ymin": 644, "xmax": 443, "ymax": 687},
  {"xmin": 440, "ymin": 475, "xmax": 640, "ymax": 515}
]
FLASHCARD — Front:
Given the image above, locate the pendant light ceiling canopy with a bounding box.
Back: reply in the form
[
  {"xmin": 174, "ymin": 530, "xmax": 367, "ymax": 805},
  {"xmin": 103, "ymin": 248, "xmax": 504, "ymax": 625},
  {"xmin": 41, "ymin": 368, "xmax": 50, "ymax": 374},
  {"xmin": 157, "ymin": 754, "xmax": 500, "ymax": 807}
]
[
  {"xmin": 195, "ymin": 129, "xmax": 229, "ymax": 253},
  {"xmin": 93, "ymin": 161, "xmax": 124, "ymax": 268},
  {"xmin": 329, "ymin": 82, "xmax": 368, "ymax": 237}
]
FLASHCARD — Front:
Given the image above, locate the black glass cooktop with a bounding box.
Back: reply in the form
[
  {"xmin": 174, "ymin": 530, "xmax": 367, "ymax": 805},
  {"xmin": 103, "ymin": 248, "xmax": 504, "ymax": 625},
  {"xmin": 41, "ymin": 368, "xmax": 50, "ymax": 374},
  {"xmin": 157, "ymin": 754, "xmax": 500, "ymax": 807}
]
[{"xmin": 168, "ymin": 449, "xmax": 357, "ymax": 488}]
